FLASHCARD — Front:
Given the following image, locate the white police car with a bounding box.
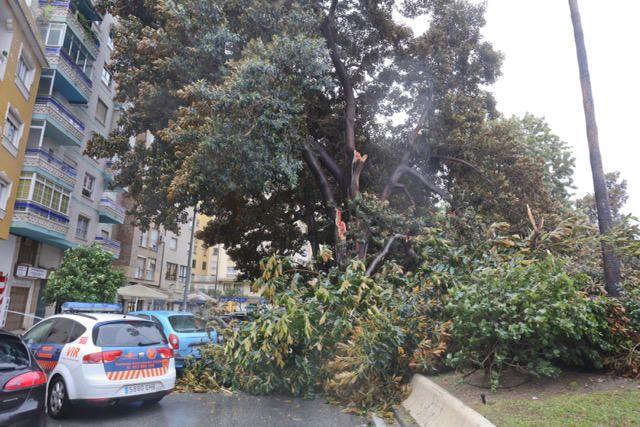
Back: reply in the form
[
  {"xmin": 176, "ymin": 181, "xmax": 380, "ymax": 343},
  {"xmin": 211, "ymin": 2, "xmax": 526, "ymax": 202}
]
[{"xmin": 21, "ymin": 303, "xmax": 176, "ymax": 419}]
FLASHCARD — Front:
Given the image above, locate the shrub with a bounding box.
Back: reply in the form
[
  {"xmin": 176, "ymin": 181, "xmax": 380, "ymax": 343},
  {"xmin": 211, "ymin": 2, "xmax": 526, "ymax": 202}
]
[{"xmin": 445, "ymin": 256, "xmax": 613, "ymax": 388}]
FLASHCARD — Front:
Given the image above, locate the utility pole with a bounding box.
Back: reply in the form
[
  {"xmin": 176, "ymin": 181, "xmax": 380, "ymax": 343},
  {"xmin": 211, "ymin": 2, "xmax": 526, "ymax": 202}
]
[
  {"xmin": 214, "ymin": 245, "xmax": 220, "ymax": 300},
  {"xmin": 568, "ymin": 0, "xmax": 622, "ymax": 296},
  {"xmin": 182, "ymin": 208, "xmax": 197, "ymax": 311}
]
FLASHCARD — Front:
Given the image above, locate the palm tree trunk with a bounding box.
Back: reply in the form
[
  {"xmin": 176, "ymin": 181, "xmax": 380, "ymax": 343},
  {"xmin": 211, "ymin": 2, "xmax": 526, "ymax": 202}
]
[{"xmin": 568, "ymin": 0, "xmax": 622, "ymax": 296}]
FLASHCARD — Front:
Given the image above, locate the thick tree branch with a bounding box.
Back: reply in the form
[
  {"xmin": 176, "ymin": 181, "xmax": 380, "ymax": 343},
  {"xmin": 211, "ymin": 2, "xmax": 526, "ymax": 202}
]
[
  {"xmin": 403, "ymin": 166, "xmax": 448, "ymax": 200},
  {"xmin": 309, "ymin": 139, "xmax": 342, "ymax": 181},
  {"xmin": 365, "ymin": 234, "xmax": 405, "ymax": 277},
  {"xmin": 302, "ymin": 141, "xmax": 336, "ymax": 207},
  {"xmin": 321, "ymin": 0, "xmax": 358, "ymax": 197},
  {"xmin": 429, "ymin": 155, "xmax": 480, "ymax": 172}
]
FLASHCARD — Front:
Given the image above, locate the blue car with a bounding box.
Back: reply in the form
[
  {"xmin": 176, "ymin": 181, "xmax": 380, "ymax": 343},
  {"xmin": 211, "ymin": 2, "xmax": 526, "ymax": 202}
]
[{"xmin": 129, "ymin": 311, "xmax": 216, "ymax": 370}]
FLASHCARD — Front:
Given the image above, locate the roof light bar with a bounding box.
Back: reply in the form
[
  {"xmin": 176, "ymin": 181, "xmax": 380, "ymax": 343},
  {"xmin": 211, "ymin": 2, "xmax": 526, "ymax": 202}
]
[{"xmin": 61, "ymin": 302, "xmax": 123, "ymax": 313}]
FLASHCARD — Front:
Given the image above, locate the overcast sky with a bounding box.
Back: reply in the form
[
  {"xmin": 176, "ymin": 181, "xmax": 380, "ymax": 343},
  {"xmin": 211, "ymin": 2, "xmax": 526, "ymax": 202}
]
[
  {"xmin": 482, "ymin": 0, "xmax": 639, "ymax": 214},
  {"xmin": 409, "ymin": 1, "xmax": 639, "ymax": 215}
]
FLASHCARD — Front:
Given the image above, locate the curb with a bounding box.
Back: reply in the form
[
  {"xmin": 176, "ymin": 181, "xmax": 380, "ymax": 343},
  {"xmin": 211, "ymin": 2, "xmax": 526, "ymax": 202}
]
[{"xmin": 401, "ymin": 375, "xmax": 495, "ymax": 427}]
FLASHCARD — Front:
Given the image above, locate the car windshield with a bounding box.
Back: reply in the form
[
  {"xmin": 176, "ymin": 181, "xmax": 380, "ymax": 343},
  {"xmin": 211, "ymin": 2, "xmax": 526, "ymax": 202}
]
[
  {"xmin": 168, "ymin": 315, "xmax": 204, "ymax": 333},
  {"xmin": 0, "ymin": 336, "xmax": 30, "ymax": 371},
  {"xmin": 93, "ymin": 321, "xmax": 167, "ymax": 347}
]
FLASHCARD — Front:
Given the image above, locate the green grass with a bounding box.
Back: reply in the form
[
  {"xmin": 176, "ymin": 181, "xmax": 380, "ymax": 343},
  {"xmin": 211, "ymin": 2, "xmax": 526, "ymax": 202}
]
[{"xmin": 475, "ymin": 390, "xmax": 640, "ymax": 427}]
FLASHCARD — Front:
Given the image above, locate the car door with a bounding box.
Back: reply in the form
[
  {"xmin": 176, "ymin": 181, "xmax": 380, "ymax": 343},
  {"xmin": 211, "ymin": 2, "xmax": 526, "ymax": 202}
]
[
  {"xmin": 22, "ymin": 319, "xmax": 55, "ymax": 373},
  {"xmin": 25, "ymin": 318, "xmax": 74, "ymax": 375}
]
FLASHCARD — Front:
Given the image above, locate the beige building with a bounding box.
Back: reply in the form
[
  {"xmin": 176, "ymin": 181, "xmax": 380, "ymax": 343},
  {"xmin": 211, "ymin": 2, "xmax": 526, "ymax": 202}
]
[{"xmin": 191, "ymin": 214, "xmax": 256, "ymax": 298}]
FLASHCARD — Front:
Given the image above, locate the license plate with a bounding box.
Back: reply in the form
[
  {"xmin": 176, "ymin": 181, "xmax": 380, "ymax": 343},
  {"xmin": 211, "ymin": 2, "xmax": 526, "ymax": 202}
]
[{"xmin": 124, "ymin": 383, "xmax": 158, "ymax": 395}]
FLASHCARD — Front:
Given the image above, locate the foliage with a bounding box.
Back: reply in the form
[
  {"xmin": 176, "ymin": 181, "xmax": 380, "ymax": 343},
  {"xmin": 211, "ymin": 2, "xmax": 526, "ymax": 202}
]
[
  {"xmin": 445, "ymin": 256, "xmax": 614, "ymax": 389},
  {"xmin": 180, "ymin": 255, "xmax": 448, "ymax": 413},
  {"xmin": 90, "ymin": 0, "xmax": 575, "ymax": 270},
  {"xmin": 44, "ymin": 244, "xmax": 125, "ymax": 305},
  {"xmin": 576, "ymin": 171, "xmax": 630, "ymax": 224}
]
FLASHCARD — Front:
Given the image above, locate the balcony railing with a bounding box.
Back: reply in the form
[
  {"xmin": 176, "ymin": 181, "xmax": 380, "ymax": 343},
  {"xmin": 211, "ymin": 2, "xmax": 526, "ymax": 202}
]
[
  {"xmin": 23, "ymin": 149, "xmax": 77, "ymax": 187},
  {"xmin": 34, "ymin": 96, "xmax": 85, "ymax": 145},
  {"xmin": 45, "ymin": 47, "xmax": 93, "ymax": 102},
  {"xmin": 95, "ymin": 236, "xmax": 121, "ymax": 258},
  {"xmin": 40, "ymin": 1, "xmax": 99, "ymax": 58},
  {"xmin": 12, "ymin": 201, "xmax": 70, "ymax": 235},
  {"xmin": 98, "ymin": 197, "xmax": 125, "ymax": 224}
]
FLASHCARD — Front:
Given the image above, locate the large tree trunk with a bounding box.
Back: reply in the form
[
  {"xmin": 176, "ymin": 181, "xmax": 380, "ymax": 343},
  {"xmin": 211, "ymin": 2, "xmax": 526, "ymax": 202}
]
[{"xmin": 568, "ymin": 0, "xmax": 622, "ymax": 296}]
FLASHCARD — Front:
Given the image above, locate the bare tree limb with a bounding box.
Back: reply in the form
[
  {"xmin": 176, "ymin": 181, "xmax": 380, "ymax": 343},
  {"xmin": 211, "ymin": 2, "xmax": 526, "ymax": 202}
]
[
  {"xmin": 365, "ymin": 234, "xmax": 405, "ymax": 277},
  {"xmin": 429, "ymin": 155, "xmax": 480, "ymax": 172},
  {"xmin": 309, "ymin": 139, "xmax": 342, "ymax": 181},
  {"xmin": 301, "ymin": 140, "xmax": 336, "ymax": 207},
  {"xmin": 403, "ymin": 167, "xmax": 447, "ymax": 200}
]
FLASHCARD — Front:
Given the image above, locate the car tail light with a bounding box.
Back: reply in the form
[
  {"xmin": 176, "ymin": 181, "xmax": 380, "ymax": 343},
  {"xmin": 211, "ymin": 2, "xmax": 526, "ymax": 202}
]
[
  {"xmin": 4, "ymin": 371, "xmax": 47, "ymax": 391},
  {"xmin": 82, "ymin": 350, "xmax": 123, "ymax": 364},
  {"xmin": 158, "ymin": 348, "xmax": 174, "ymax": 359},
  {"xmin": 168, "ymin": 334, "xmax": 179, "ymax": 350}
]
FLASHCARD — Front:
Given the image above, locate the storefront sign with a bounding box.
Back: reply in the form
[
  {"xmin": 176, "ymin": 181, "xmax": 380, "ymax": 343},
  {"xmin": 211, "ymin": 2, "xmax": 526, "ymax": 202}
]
[
  {"xmin": 15, "ymin": 265, "xmax": 29, "ymax": 278},
  {"xmin": 15, "ymin": 265, "xmax": 48, "ymax": 279},
  {"xmin": 27, "ymin": 267, "xmax": 48, "ymax": 279}
]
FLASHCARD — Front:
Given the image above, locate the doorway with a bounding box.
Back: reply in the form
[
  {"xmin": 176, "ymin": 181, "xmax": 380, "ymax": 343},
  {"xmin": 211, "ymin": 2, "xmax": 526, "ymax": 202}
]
[{"xmin": 5, "ymin": 286, "xmax": 29, "ymax": 331}]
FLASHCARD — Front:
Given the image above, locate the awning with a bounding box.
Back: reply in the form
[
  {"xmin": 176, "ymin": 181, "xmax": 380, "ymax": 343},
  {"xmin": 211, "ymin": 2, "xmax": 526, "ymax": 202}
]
[
  {"xmin": 117, "ymin": 284, "xmax": 168, "ymax": 300},
  {"xmin": 188, "ymin": 292, "xmax": 213, "ymax": 303}
]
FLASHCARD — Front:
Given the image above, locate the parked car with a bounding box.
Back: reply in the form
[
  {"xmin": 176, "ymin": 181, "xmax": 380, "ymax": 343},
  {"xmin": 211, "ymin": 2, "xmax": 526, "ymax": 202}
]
[
  {"xmin": 129, "ymin": 311, "xmax": 216, "ymax": 371},
  {"xmin": 0, "ymin": 329, "xmax": 47, "ymax": 427},
  {"xmin": 22, "ymin": 303, "xmax": 176, "ymax": 419}
]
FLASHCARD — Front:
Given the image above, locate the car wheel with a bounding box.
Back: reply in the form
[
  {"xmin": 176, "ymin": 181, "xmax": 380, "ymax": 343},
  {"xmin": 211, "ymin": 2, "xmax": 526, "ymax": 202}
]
[
  {"xmin": 48, "ymin": 377, "xmax": 71, "ymax": 419},
  {"xmin": 143, "ymin": 396, "xmax": 164, "ymax": 405}
]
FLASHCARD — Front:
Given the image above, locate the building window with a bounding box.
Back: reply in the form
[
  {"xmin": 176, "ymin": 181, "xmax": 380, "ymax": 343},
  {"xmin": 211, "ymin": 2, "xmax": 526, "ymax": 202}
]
[
  {"xmin": 75, "ymin": 215, "xmax": 90, "ymax": 239},
  {"xmin": 100, "ymin": 230, "xmax": 109, "ymax": 239},
  {"xmin": 165, "ymin": 262, "xmax": 178, "ymax": 281},
  {"xmin": 169, "ymin": 237, "xmax": 177, "ymax": 251},
  {"xmin": 82, "ymin": 173, "xmax": 95, "ymax": 199},
  {"xmin": 15, "ymin": 173, "xmax": 70, "ymax": 217},
  {"xmin": 138, "ymin": 230, "xmax": 148, "ymax": 248},
  {"xmin": 101, "ymin": 67, "xmax": 112, "ymax": 87},
  {"xmin": 226, "ymin": 267, "xmax": 238, "ymax": 278},
  {"xmin": 191, "ymin": 259, "xmax": 196, "ymax": 268},
  {"xmin": 178, "ymin": 265, "xmax": 188, "ymax": 283},
  {"xmin": 15, "ymin": 52, "xmax": 34, "ymax": 95},
  {"xmin": 3, "ymin": 107, "xmax": 23, "ymax": 156},
  {"xmin": 201, "ymin": 261, "xmax": 207, "ymax": 271},
  {"xmin": 149, "ymin": 229, "xmax": 159, "ymax": 251},
  {"xmin": 146, "ymin": 258, "xmax": 156, "ymax": 281},
  {"xmin": 0, "ymin": 176, "xmax": 11, "ymax": 216},
  {"xmin": 37, "ymin": 71, "xmax": 55, "ymax": 97},
  {"xmin": 42, "ymin": 23, "xmax": 66, "ymax": 47},
  {"xmin": 95, "ymin": 98, "xmax": 108, "ymax": 125},
  {"xmin": 135, "ymin": 257, "xmax": 146, "ymax": 279}
]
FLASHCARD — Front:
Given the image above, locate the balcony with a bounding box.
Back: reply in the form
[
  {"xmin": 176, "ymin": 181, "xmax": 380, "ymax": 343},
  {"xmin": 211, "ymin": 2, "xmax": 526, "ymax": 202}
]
[
  {"xmin": 95, "ymin": 236, "xmax": 121, "ymax": 259},
  {"xmin": 23, "ymin": 149, "xmax": 77, "ymax": 188},
  {"xmin": 33, "ymin": 96, "xmax": 85, "ymax": 146},
  {"xmin": 98, "ymin": 197, "xmax": 125, "ymax": 224},
  {"xmin": 45, "ymin": 47, "xmax": 92, "ymax": 103},
  {"xmin": 41, "ymin": 0, "xmax": 99, "ymax": 58},
  {"xmin": 10, "ymin": 202, "xmax": 72, "ymax": 249}
]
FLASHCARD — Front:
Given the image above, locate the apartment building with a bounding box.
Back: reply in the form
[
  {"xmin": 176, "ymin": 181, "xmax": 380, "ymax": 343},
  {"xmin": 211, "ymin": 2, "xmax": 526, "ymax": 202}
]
[
  {"xmin": 0, "ymin": 1, "xmax": 124, "ymax": 330},
  {"xmin": 191, "ymin": 214, "xmax": 255, "ymax": 297},
  {"xmin": 113, "ymin": 201, "xmax": 195, "ymax": 312}
]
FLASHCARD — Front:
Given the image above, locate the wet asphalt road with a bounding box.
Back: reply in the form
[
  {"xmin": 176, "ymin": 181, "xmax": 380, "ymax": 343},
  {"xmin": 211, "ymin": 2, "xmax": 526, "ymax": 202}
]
[{"xmin": 47, "ymin": 392, "xmax": 367, "ymax": 427}]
